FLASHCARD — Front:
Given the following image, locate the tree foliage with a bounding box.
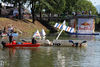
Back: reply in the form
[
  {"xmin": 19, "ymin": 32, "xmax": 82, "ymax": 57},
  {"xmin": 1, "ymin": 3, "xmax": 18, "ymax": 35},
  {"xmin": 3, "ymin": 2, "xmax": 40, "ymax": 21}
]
[
  {"xmin": 64, "ymin": 0, "xmax": 79, "ymax": 14},
  {"xmin": 1, "ymin": 0, "xmax": 98, "ymax": 20},
  {"xmin": 41, "ymin": 0, "xmax": 66, "ymax": 14},
  {"xmin": 64, "ymin": 0, "xmax": 97, "ymax": 15},
  {"xmin": 76, "ymin": 0, "xmax": 97, "ymax": 15},
  {"xmin": 1, "ymin": 0, "xmax": 27, "ymax": 19}
]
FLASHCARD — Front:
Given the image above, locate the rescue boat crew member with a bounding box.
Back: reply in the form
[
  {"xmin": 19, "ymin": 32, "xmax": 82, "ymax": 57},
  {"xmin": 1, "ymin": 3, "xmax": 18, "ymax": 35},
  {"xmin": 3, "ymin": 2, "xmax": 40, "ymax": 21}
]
[
  {"xmin": 32, "ymin": 37, "xmax": 37, "ymax": 44},
  {"xmin": 9, "ymin": 34, "xmax": 13, "ymax": 43}
]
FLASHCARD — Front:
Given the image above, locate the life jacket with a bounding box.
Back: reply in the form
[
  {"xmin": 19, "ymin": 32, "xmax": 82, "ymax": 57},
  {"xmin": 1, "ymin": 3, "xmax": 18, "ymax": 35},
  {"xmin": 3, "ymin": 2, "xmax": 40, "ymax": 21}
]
[{"xmin": 12, "ymin": 40, "xmax": 16, "ymax": 44}]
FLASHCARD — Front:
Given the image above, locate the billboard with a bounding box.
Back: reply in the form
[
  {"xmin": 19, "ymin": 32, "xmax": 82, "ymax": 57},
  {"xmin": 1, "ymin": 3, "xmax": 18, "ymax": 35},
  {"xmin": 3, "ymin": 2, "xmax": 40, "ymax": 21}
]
[{"xmin": 78, "ymin": 18, "xmax": 95, "ymax": 33}]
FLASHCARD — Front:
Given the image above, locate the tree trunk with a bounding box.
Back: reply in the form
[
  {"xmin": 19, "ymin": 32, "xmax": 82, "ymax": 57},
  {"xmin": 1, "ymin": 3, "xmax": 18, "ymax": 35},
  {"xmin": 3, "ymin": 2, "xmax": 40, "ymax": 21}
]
[
  {"xmin": 31, "ymin": 1, "xmax": 35, "ymax": 23},
  {"xmin": 39, "ymin": 0, "xmax": 42, "ymax": 20},
  {"xmin": 0, "ymin": 8, "xmax": 1, "ymax": 17},
  {"xmin": 39, "ymin": 7, "xmax": 42, "ymax": 20},
  {"xmin": 13, "ymin": 3, "xmax": 17, "ymax": 7},
  {"xmin": 48, "ymin": 12, "xmax": 51, "ymax": 21},
  {"xmin": 18, "ymin": 2, "xmax": 22, "ymax": 19},
  {"xmin": 0, "ymin": 3, "xmax": 2, "ymax": 17}
]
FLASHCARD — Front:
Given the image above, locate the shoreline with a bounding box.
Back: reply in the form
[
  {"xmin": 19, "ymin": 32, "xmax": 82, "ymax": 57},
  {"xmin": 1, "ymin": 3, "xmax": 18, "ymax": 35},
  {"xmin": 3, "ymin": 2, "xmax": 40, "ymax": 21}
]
[{"xmin": 0, "ymin": 18, "xmax": 49, "ymax": 37}]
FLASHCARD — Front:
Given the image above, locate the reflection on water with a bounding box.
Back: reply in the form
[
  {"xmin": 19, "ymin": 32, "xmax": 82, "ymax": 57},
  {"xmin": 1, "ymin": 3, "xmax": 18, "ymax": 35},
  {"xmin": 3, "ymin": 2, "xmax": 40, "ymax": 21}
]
[
  {"xmin": 0, "ymin": 33, "xmax": 100, "ymax": 67},
  {"xmin": 0, "ymin": 48, "xmax": 40, "ymax": 67},
  {"xmin": 77, "ymin": 35, "xmax": 95, "ymax": 40},
  {"xmin": 0, "ymin": 44, "xmax": 100, "ymax": 67},
  {"xmin": 56, "ymin": 50, "xmax": 65, "ymax": 67},
  {"xmin": 47, "ymin": 33, "xmax": 100, "ymax": 41}
]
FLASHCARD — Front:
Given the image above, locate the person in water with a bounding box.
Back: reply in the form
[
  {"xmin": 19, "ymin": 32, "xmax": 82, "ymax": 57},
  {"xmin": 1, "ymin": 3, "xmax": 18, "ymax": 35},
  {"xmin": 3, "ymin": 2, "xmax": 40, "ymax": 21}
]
[{"xmin": 32, "ymin": 37, "xmax": 37, "ymax": 44}]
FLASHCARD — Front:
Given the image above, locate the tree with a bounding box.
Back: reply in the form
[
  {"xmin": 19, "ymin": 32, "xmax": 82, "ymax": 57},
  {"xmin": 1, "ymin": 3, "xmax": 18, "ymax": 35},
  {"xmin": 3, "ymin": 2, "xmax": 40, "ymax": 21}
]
[
  {"xmin": 1, "ymin": 0, "xmax": 98, "ymax": 21},
  {"xmin": 76, "ymin": 0, "xmax": 97, "ymax": 15},
  {"xmin": 64, "ymin": 0, "xmax": 79, "ymax": 14},
  {"xmin": 1, "ymin": 0, "xmax": 27, "ymax": 19},
  {"xmin": 41, "ymin": 0, "xmax": 66, "ymax": 21},
  {"xmin": 27, "ymin": 0, "xmax": 38, "ymax": 23},
  {"xmin": 64, "ymin": 0, "xmax": 97, "ymax": 15},
  {"xmin": 41, "ymin": 0, "xmax": 66, "ymax": 14}
]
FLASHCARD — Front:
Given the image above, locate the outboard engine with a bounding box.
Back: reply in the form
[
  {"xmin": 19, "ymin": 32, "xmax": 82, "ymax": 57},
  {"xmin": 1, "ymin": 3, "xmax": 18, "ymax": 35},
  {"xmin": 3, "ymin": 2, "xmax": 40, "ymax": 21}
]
[{"xmin": 1, "ymin": 41, "xmax": 6, "ymax": 48}]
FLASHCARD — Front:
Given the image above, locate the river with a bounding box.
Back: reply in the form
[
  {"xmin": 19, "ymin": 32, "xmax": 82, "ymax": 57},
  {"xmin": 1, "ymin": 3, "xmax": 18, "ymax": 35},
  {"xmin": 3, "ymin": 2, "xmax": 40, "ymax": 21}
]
[{"xmin": 0, "ymin": 33, "xmax": 100, "ymax": 67}]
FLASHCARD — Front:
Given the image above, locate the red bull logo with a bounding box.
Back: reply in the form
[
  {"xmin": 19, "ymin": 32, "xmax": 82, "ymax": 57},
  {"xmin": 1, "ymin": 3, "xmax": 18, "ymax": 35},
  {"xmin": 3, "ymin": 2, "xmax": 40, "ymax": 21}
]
[{"xmin": 81, "ymin": 22, "xmax": 90, "ymax": 26}]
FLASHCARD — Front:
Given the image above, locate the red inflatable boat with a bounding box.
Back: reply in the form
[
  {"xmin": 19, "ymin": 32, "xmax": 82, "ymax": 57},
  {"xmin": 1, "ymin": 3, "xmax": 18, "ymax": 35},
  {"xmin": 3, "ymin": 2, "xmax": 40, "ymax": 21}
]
[{"xmin": 1, "ymin": 41, "xmax": 40, "ymax": 48}]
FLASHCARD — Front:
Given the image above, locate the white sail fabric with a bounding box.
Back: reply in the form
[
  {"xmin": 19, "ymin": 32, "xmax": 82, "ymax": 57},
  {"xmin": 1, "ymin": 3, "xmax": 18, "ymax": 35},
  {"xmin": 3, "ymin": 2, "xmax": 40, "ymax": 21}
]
[
  {"xmin": 54, "ymin": 23, "xmax": 75, "ymax": 33},
  {"xmin": 33, "ymin": 30, "xmax": 41, "ymax": 39},
  {"xmin": 41, "ymin": 29, "xmax": 46, "ymax": 36},
  {"xmin": 40, "ymin": 29, "xmax": 46, "ymax": 40}
]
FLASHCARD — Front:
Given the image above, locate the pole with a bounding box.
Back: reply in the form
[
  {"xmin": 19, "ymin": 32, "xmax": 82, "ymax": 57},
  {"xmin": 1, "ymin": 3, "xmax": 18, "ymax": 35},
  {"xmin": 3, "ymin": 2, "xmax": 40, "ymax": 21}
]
[
  {"xmin": 56, "ymin": 20, "xmax": 66, "ymax": 40},
  {"xmin": 56, "ymin": 29, "xmax": 63, "ymax": 40}
]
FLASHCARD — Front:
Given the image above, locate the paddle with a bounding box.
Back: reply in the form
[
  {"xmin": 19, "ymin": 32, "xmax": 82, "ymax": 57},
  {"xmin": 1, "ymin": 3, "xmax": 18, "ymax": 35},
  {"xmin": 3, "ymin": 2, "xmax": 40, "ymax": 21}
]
[
  {"xmin": 21, "ymin": 39, "xmax": 27, "ymax": 42},
  {"xmin": 69, "ymin": 40, "xmax": 74, "ymax": 44},
  {"xmin": 81, "ymin": 41, "xmax": 87, "ymax": 43},
  {"xmin": 80, "ymin": 40, "xmax": 87, "ymax": 45}
]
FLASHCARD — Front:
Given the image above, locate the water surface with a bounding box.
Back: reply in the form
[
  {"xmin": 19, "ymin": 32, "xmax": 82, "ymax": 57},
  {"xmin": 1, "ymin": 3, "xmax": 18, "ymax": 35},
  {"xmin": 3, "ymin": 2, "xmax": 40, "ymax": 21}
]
[{"xmin": 0, "ymin": 33, "xmax": 100, "ymax": 67}]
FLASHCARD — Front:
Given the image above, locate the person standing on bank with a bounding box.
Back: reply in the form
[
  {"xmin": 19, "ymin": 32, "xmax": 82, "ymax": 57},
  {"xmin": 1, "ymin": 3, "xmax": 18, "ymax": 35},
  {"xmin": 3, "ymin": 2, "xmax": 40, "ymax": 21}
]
[{"xmin": 8, "ymin": 25, "xmax": 14, "ymax": 33}]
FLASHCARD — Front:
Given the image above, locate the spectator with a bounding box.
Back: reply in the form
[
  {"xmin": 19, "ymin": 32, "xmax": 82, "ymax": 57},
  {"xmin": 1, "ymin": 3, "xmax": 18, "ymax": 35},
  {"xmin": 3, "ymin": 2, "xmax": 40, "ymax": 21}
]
[
  {"xmin": 8, "ymin": 25, "xmax": 14, "ymax": 33},
  {"xmin": 82, "ymin": 11, "xmax": 84, "ymax": 15},
  {"xmin": 13, "ymin": 8, "xmax": 19, "ymax": 18},
  {"xmin": 72, "ymin": 12, "xmax": 76, "ymax": 16},
  {"xmin": 3, "ymin": 27, "xmax": 7, "ymax": 33},
  {"xmin": 89, "ymin": 10, "xmax": 92, "ymax": 15}
]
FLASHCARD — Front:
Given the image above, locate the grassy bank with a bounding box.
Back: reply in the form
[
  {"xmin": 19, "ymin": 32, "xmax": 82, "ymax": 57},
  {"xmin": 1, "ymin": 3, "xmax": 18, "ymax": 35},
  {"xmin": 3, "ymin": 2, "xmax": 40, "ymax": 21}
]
[{"xmin": 0, "ymin": 17, "xmax": 49, "ymax": 37}]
